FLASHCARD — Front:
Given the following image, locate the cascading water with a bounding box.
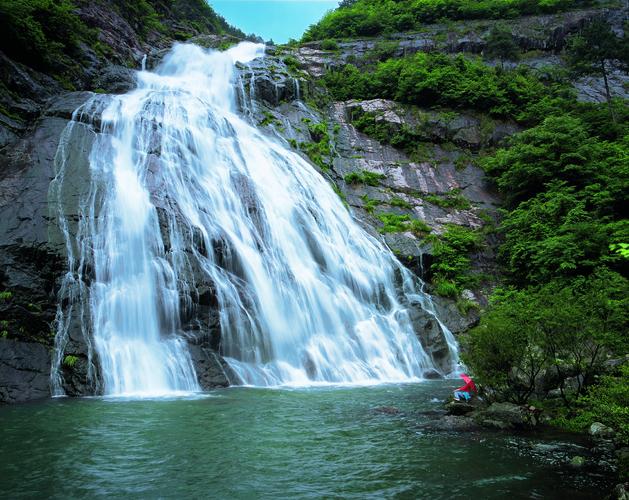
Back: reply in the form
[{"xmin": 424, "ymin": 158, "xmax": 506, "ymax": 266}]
[{"xmin": 51, "ymin": 42, "xmax": 457, "ymax": 395}]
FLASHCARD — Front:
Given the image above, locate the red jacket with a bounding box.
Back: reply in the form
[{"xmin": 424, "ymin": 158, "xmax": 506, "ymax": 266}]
[{"xmin": 455, "ymin": 379, "xmax": 477, "ymax": 393}]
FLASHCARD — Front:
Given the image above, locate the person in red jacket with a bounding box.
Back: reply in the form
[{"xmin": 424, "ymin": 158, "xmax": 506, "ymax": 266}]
[{"xmin": 454, "ymin": 373, "xmax": 477, "ymax": 401}]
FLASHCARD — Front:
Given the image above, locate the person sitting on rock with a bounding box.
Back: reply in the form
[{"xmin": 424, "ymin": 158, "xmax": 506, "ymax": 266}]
[{"xmin": 453, "ymin": 373, "xmax": 477, "ymax": 402}]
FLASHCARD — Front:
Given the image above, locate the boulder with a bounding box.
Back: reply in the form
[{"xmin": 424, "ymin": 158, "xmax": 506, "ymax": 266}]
[
  {"xmin": 445, "ymin": 400, "xmax": 476, "ymax": 416},
  {"xmin": 474, "ymin": 402, "xmax": 537, "ymax": 430},
  {"xmin": 589, "ymin": 422, "xmax": 616, "ymax": 441},
  {"xmin": 613, "ymin": 483, "xmax": 629, "ymax": 500}
]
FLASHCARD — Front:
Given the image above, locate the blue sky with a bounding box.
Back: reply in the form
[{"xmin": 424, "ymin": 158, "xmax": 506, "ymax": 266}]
[{"xmin": 210, "ymin": 1, "xmax": 339, "ymax": 43}]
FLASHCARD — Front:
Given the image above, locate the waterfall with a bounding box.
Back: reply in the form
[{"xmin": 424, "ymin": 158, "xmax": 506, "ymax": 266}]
[{"xmin": 51, "ymin": 42, "xmax": 457, "ymax": 395}]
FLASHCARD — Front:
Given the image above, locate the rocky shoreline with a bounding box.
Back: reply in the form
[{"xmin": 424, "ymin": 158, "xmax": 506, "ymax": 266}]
[{"xmin": 373, "ymin": 395, "xmax": 628, "ymax": 497}]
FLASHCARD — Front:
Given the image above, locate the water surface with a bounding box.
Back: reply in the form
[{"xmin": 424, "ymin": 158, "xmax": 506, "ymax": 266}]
[{"xmin": 0, "ymin": 382, "xmax": 606, "ymax": 498}]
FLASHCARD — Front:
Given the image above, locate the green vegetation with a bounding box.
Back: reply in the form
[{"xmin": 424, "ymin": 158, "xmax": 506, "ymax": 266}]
[
  {"xmin": 422, "ymin": 189, "xmax": 471, "ymax": 210},
  {"xmin": 376, "ymin": 213, "xmax": 431, "ymax": 236},
  {"xmin": 344, "ymin": 170, "xmax": 386, "ymax": 186},
  {"xmin": 555, "ymin": 363, "xmax": 629, "ymax": 445},
  {"xmin": 566, "ymin": 18, "xmax": 629, "ymax": 122},
  {"xmin": 303, "ymin": 0, "xmax": 593, "ymax": 41},
  {"xmin": 482, "ymin": 114, "xmax": 628, "ymax": 285},
  {"xmin": 389, "ymin": 197, "xmax": 413, "ymax": 209},
  {"xmin": 323, "ymin": 52, "xmax": 566, "ymax": 121},
  {"xmin": 296, "ymin": 121, "xmax": 334, "ymax": 171},
  {"xmin": 429, "ymin": 224, "xmax": 483, "ymax": 297},
  {"xmin": 360, "ymin": 194, "xmax": 380, "ymax": 213},
  {"xmin": 0, "ymin": 0, "xmax": 245, "ymax": 82},
  {"xmin": 63, "ymin": 355, "xmax": 79, "ymax": 368},
  {"xmin": 457, "ymin": 19, "xmax": 629, "ymax": 442},
  {"xmin": 352, "ymin": 110, "xmax": 423, "ymax": 153},
  {"xmin": 320, "ymin": 39, "xmax": 339, "ymax": 51},
  {"xmin": 484, "ymin": 24, "xmax": 520, "ymax": 66},
  {"xmin": 258, "ymin": 111, "xmax": 281, "ymax": 127},
  {"xmin": 0, "ymin": 0, "xmax": 91, "ymax": 71},
  {"xmin": 463, "ymin": 271, "xmax": 628, "ymax": 407}
]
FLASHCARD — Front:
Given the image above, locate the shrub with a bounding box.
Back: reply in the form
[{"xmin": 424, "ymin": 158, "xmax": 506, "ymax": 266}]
[
  {"xmin": 376, "ymin": 213, "xmax": 431, "ymax": 236},
  {"xmin": 320, "ymin": 38, "xmax": 339, "ymax": 51},
  {"xmin": 430, "ymin": 224, "xmax": 483, "ymax": 294},
  {"xmin": 344, "ymin": 170, "xmax": 386, "ymax": 186}
]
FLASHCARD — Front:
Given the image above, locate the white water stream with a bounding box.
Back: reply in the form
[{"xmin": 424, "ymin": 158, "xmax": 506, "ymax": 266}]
[{"xmin": 51, "ymin": 43, "xmax": 457, "ymax": 396}]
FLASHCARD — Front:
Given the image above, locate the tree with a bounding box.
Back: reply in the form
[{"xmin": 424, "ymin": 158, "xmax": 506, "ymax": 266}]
[
  {"xmin": 463, "ymin": 271, "xmax": 629, "ymax": 405},
  {"xmin": 484, "ymin": 25, "xmax": 520, "ymax": 68},
  {"xmin": 566, "ymin": 19, "xmax": 626, "ymax": 122}
]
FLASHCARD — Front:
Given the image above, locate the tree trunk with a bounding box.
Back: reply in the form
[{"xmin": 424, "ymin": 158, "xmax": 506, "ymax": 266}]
[{"xmin": 601, "ymin": 59, "xmax": 616, "ymax": 124}]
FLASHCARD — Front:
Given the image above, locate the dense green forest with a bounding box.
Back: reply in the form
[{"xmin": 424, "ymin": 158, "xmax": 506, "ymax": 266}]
[
  {"xmin": 315, "ymin": 8, "xmax": 629, "ymax": 446},
  {"xmin": 303, "ymin": 0, "xmax": 598, "ymax": 41},
  {"xmin": 0, "ymin": 0, "xmax": 244, "ymax": 76}
]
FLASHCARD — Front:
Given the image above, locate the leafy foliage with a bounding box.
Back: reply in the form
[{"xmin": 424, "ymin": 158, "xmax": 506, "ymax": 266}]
[
  {"xmin": 376, "ymin": 213, "xmax": 431, "ymax": 236},
  {"xmin": 463, "ymin": 270, "xmax": 629, "ymax": 404},
  {"xmin": 0, "ymin": 0, "xmax": 90, "ymax": 70},
  {"xmin": 0, "ymin": 0, "xmax": 244, "ymax": 76},
  {"xmin": 323, "ymin": 52, "xmax": 566, "ymax": 121},
  {"xmin": 565, "ymin": 18, "xmax": 628, "ymax": 120},
  {"xmin": 483, "ymin": 115, "xmax": 628, "ymax": 285},
  {"xmin": 63, "ymin": 355, "xmax": 79, "ymax": 368},
  {"xmin": 303, "ymin": 0, "xmax": 591, "ymax": 41},
  {"xmin": 344, "ymin": 170, "xmax": 386, "ymax": 186},
  {"xmin": 559, "ymin": 363, "xmax": 629, "ymax": 445},
  {"xmin": 484, "ymin": 24, "xmax": 520, "ymax": 64},
  {"xmin": 429, "ymin": 224, "xmax": 483, "ymax": 296}
]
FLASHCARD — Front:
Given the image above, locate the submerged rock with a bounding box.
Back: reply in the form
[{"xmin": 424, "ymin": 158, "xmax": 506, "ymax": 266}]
[{"xmin": 373, "ymin": 406, "xmax": 402, "ymax": 415}]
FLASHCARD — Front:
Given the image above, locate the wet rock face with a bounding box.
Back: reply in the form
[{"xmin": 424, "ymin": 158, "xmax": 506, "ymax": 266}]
[
  {"xmin": 237, "ymin": 57, "xmax": 307, "ymax": 108},
  {"xmin": 0, "ymin": 92, "xmax": 97, "ymax": 403},
  {"xmin": 243, "ymin": 63, "xmax": 493, "ymax": 340},
  {"xmin": 187, "ymin": 345, "xmax": 236, "ymax": 388},
  {"xmin": 0, "ymin": 89, "xmax": 223, "ymax": 401},
  {"xmin": 0, "ymin": 339, "xmax": 51, "ymax": 403},
  {"xmin": 407, "ymin": 304, "xmax": 451, "ymax": 373}
]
